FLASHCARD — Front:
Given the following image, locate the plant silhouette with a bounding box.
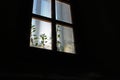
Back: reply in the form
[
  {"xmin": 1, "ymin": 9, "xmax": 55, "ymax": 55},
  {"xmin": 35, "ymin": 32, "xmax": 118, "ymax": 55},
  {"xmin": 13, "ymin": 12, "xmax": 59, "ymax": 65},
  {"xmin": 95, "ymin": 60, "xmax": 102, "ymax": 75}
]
[{"xmin": 40, "ymin": 33, "xmax": 48, "ymax": 48}]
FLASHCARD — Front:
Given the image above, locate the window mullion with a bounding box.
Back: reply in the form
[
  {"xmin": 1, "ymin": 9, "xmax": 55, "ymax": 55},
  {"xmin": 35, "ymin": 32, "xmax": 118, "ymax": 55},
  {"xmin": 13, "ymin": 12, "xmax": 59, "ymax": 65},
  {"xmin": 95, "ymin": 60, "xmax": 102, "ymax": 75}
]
[
  {"xmin": 32, "ymin": 14, "xmax": 52, "ymax": 22},
  {"xmin": 52, "ymin": 0, "xmax": 57, "ymax": 51}
]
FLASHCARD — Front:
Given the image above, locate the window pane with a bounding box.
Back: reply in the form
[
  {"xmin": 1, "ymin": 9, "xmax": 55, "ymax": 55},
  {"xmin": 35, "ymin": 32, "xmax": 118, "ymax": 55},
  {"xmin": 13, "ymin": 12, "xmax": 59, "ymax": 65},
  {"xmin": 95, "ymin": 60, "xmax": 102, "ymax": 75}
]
[
  {"xmin": 33, "ymin": 0, "xmax": 51, "ymax": 18},
  {"xmin": 56, "ymin": 24, "xmax": 75, "ymax": 53},
  {"xmin": 56, "ymin": 0, "xmax": 72, "ymax": 23},
  {"xmin": 30, "ymin": 18, "xmax": 52, "ymax": 50}
]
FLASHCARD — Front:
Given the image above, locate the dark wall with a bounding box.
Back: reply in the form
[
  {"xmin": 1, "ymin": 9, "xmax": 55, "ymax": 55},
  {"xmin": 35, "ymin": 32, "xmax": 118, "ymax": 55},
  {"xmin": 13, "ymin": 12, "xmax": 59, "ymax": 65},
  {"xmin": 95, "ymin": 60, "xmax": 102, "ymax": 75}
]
[
  {"xmin": 73, "ymin": 0, "xmax": 120, "ymax": 77},
  {"xmin": 2, "ymin": 0, "xmax": 120, "ymax": 79},
  {"xmin": 1, "ymin": 0, "xmax": 18, "ymax": 74}
]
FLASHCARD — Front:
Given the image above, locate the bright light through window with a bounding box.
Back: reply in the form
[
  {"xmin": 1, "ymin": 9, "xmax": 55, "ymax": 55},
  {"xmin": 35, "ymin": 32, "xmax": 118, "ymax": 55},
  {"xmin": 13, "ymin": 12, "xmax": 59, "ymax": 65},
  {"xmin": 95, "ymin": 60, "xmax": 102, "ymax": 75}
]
[
  {"xmin": 56, "ymin": 0, "xmax": 72, "ymax": 23},
  {"xmin": 33, "ymin": 0, "xmax": 51, "ymax": 18},
  {"xmin": 30, "ymin": 0, "xmax": 75, "ymax": 54},
  {"xmin": 30, "ymin": 18, "xmax": 52, "ymax": 50},
  {"xmin": 56, "ymin": 24, "xmax": 75, "ymax": 53}
]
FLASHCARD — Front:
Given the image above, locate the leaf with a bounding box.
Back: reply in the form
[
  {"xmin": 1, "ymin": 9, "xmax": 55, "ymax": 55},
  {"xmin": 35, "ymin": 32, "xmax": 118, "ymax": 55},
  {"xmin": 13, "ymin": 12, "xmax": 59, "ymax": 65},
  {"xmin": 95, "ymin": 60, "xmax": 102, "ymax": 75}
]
[
  {"xmin": 34, "ymin": 37, "xmax": 38, "ymax": 39},
  {"xmin": 58, "ymin": 34, "xmax": 60, "ymax": 37},
  {"xmin": 41, "ymin": 41, "xmax": 44, "ymax": 44},
  {"xmin": 42, "ymin": 37, "xmax": 44, "ymax": 40},
  {"xmin": 35, "ymin": 43, "xmax": 38, "ymax": 46},
  {"xmin": 33, "ymin": 30, "xmax": 36, "ymax": 32},
  {"xmin": 44, "ymin": 35, "xmax": 46, "ymax": 37},
  {"xmin": 32, "ymin": 25, "xmax": 35, "ymax": 27},
  {"xmin": 40, "ymin": 35, "xmax": 42, "ymax": 37},
  {"xmin": 57, "ymin": 41, "xmax": 61, "ymax": 44}
]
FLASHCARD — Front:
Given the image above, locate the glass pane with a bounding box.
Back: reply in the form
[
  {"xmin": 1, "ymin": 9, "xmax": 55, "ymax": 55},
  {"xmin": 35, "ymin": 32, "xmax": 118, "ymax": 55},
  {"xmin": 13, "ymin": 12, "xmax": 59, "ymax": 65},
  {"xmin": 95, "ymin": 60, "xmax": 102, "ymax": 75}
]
[
  {"xmin": 56, "ymin": 24, "xmax": 75, "ymax": 53},
  {"xmin": 56, "ymin": 0, "xmax": 72, "ymax": 23},
  {"xmin": 30, "ymin": 18, "xmax": 52, "ymax": 50},
  {"xmin": 33, "ymin": 0, "xmax": 51, "ymax": 18}
]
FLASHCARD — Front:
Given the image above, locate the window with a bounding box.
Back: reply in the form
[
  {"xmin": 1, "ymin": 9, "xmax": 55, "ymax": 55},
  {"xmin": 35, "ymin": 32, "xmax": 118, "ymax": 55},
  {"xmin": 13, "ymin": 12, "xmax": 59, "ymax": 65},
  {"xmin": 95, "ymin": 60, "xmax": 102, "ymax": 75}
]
[{"xmin": 30, "ymin": 0, "xmax": 75, "ymax": 54}]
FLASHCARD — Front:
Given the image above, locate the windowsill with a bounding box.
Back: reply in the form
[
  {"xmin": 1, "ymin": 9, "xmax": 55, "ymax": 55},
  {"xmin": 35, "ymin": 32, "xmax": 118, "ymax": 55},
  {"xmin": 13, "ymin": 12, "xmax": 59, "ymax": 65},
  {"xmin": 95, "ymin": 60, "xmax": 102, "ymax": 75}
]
[{"xmin": 29, "ymin": 46, "xmax": 76, "ymax": 56}]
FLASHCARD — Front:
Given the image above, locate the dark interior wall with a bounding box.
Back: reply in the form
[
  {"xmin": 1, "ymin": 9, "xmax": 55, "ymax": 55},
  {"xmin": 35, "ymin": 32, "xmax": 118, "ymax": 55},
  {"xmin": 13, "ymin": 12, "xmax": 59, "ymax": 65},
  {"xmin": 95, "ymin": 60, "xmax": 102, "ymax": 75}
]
[
  {"xmin": 74, "ymin": 0, "xmax": 120, "ymax": 77},
  {"xmin": 1, "ymin": 0, "xmax": 17, "ymax": 74},
  {"xmin": 2, "ymin": 0, "xmax": 120, "ymax": 79}
]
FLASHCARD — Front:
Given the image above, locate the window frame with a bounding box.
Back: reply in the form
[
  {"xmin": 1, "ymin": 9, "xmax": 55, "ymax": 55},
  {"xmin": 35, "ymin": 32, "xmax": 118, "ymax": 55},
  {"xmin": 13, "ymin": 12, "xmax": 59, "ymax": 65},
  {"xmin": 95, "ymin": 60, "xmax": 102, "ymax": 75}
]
[{"xmin": 31, "ymin": 0, "xmax": 76, "ymax": 54}]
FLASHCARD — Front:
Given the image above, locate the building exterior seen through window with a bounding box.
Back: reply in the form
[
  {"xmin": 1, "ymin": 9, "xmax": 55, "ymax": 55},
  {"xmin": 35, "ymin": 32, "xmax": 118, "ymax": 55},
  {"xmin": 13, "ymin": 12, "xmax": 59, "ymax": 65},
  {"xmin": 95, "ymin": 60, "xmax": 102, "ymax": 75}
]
[{"xmin": 30, "ymin": 0, "xmax": 75, "ymax": 54}]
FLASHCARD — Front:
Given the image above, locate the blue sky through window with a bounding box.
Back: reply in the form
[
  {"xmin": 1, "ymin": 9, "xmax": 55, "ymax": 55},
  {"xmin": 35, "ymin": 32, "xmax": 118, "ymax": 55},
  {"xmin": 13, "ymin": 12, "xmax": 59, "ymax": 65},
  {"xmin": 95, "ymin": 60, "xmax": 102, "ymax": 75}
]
[{"xmin": 33, "ymin": 0, "xmax": 51, "ymax": 18}]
